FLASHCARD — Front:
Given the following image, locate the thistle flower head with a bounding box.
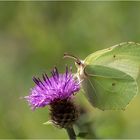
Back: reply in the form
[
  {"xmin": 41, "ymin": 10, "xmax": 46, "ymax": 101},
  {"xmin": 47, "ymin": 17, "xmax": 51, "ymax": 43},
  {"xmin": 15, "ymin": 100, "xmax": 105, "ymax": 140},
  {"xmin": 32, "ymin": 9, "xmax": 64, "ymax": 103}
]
[{"xmin": 25, "ymin": 66, "xmax": 80, "ymax": 110}]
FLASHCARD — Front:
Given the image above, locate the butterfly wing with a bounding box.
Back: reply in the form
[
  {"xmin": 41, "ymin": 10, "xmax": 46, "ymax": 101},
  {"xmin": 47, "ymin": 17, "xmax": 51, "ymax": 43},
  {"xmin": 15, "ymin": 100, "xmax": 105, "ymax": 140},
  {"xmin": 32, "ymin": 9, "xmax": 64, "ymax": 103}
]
[
  {"xmin": 82, "ymin": 65, "xmax": 138, "ymax": 110},
  {"xmin": 84, "ymin": 42, "xmax": 140, "ymax": 80}
]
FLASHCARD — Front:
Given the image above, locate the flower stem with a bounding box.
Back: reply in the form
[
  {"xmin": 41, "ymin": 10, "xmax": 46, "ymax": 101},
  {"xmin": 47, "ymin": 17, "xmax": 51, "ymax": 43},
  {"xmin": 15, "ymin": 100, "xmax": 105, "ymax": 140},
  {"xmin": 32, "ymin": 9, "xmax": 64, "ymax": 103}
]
[{"xmin": 66, "ymin": 126, "xmax": 76, "ymax": 140}]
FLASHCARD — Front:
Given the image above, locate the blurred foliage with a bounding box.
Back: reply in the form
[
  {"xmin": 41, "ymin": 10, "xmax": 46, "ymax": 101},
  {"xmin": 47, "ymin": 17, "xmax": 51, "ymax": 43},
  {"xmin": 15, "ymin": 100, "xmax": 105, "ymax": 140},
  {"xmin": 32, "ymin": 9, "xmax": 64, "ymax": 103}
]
[{"xmin": 0, "ymin": 1, "xmax": 140, "ymax": 139}]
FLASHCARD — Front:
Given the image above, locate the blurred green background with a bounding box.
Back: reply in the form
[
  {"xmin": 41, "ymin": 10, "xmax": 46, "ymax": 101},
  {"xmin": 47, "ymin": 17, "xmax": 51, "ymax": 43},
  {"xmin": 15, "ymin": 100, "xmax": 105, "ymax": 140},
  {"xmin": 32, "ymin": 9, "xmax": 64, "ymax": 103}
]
[{"xmin": 0, "ymin": 1, "xmax": 140, "ymax": 139}]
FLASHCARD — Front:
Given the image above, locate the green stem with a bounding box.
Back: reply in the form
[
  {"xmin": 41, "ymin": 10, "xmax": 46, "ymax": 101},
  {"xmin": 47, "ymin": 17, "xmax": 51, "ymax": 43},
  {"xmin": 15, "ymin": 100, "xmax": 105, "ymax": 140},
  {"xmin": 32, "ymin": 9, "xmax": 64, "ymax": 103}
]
[{"xmin": 66, "ymin": 126, "xmax": 76, "ymax": 140}]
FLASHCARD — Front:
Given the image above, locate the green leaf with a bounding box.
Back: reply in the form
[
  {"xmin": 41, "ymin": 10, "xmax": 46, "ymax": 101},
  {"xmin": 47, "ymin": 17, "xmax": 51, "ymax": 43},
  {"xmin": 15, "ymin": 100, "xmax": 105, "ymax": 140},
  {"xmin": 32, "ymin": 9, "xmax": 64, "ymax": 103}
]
[
  {"xmin": 77, "ymin": 132, "xmax": 88, "ymax": 138},
  {"xmin": 43, "ymin": 120, "xmax": 54, "ymax": 125}
]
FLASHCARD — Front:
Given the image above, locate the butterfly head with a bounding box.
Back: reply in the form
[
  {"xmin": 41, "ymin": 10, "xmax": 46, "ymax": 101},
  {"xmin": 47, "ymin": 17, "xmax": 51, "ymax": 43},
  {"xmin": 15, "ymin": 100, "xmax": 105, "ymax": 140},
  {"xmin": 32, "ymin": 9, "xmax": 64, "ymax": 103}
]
[{"xmin": 63, "ymin": 53, "xmax": 86, "ymax": 79}]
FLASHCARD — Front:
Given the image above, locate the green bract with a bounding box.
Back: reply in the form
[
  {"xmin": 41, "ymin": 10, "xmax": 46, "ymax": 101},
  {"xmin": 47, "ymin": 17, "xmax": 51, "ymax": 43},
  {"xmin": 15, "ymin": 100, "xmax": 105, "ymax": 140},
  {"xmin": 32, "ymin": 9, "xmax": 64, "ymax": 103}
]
[{"xmin": 65, "ymin": 42, "xmax": 140, "ymax": 110}]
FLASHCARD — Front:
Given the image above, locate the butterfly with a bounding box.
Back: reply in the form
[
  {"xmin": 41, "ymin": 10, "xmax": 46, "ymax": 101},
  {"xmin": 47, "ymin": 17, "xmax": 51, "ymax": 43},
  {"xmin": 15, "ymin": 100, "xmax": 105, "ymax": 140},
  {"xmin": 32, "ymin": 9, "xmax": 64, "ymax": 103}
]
[{"xmin": 64, "ymin": 42, "xmax": 140, "ymax": 110}]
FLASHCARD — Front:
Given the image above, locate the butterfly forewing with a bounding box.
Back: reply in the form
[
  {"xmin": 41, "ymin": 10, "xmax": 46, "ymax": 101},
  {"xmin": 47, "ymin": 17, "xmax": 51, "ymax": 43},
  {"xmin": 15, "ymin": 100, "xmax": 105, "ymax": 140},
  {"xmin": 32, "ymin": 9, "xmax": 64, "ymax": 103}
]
[{"xmin": 84, "ymin": 42, "xmax": 140, "ymax": 80}]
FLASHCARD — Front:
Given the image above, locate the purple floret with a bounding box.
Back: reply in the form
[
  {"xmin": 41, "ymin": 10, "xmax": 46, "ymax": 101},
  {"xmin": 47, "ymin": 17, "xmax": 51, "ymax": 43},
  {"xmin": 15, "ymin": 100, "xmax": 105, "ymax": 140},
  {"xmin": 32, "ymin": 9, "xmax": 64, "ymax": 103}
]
[{"xmin": 25, "ymin": 66, "xmax": 80, "ymax": 109}]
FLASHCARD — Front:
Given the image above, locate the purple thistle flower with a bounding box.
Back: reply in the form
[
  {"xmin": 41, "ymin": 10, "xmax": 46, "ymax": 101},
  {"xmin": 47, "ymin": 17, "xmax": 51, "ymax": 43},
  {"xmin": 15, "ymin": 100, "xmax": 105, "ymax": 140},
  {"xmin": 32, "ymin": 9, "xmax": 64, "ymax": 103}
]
[{"xmin": 25, "ymin": 66, "xmax": 80, "ymax": 110}]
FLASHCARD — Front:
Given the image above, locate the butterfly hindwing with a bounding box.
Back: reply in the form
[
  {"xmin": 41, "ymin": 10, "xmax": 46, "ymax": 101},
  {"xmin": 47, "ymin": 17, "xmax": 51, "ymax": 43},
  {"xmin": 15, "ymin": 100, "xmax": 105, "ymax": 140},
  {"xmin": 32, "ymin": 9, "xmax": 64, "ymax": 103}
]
[{"xmin": 82, "ymin": 65, "xmax": 138, "ymax": 110}]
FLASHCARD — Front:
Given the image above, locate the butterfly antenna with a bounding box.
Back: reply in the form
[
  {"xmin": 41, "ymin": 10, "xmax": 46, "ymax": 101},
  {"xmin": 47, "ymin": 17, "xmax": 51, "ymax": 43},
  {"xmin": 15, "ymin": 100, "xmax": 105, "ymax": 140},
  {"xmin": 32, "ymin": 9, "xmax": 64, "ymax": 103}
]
[{"xmin": 63, "ymin": 53, "xmax": 81, "ymax": 65}]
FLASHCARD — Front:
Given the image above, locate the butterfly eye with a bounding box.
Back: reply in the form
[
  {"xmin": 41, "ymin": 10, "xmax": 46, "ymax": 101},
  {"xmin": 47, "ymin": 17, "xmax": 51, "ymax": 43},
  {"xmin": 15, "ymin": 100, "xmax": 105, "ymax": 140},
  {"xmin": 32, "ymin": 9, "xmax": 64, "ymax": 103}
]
[{"xmin": 76, "ymin": 61, "xmax": 81, "ymax": 66}]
